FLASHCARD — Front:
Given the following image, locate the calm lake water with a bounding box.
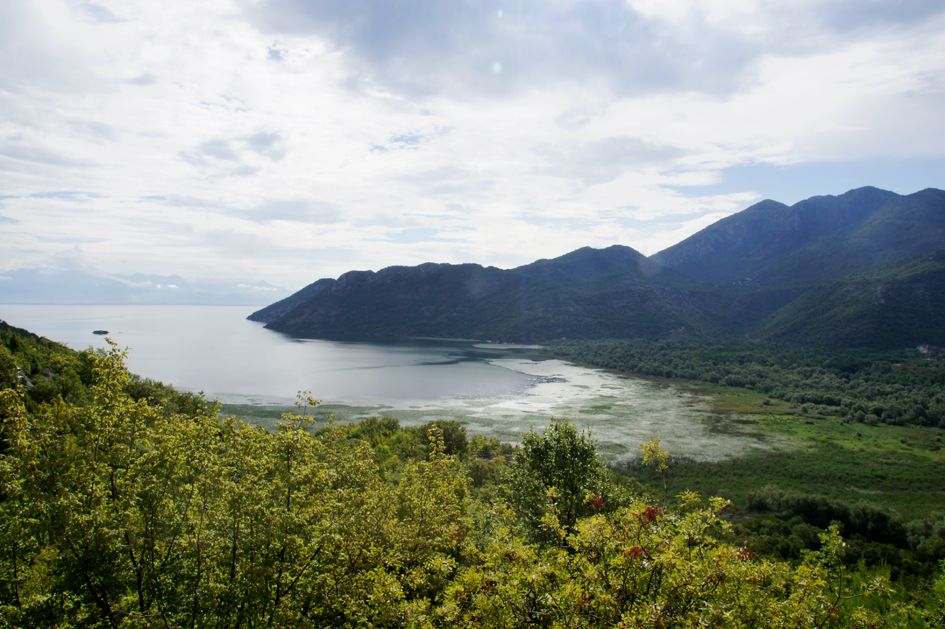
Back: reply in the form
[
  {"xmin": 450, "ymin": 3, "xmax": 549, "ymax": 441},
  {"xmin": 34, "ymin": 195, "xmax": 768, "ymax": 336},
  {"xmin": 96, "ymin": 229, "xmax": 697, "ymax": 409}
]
[{"xmin": 0, "ymin": 304, "xmax": 770, "ymax": 460}]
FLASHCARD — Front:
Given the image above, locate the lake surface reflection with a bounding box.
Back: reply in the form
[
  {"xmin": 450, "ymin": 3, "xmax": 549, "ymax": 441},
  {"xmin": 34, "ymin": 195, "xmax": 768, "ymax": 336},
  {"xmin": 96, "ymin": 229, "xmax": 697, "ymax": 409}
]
[
  {"xmin": 0, "ymin": 305, "xmax": 770, "ymax": 460},
  {"xmin": 0, "ymin": 305, "xmax": 542, "ymax": 403}
]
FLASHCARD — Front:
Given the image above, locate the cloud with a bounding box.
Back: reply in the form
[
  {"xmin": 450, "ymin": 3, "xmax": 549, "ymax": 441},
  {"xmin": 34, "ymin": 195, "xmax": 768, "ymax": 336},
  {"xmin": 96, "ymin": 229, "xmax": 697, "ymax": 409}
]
[
  {"xmin": 816, "ymin": 0, "xmax": 945, "ymax": 34},
  {"xmin": 537, "ymin": 137, "xmax": 687, "ymax": 186},
  {"xmin": 0, "ymin": 141, "xmax": 93, "ymax": 176},
  {"xmin": 244, "ymin": 132, "xmax": 287, "ymax": 161},
  {"xmin": 28, "ymin": 191, "xmax": 103, "ymax": 201},
  {"xmin": 389, "ymin": 133, "xmax": 424, "ymax": 148},
  {"xmin": 198, "ymin": 139, "xmax": 241, "ymax": 162},
  {"xmin": 162, "ymin": 195, "xmax": 226, "ymax": 210},
  {"xmin": 238, "ymin": 0, "xmax": 756, "ymax": 99},
  {"xmin": 240, "ymin": 0, "xmax": 945, "ymax": 103},
  {"xmin": 66, "ymin": 0, "xmax": 123, "ymax": 24},
  {"xmin": 65, "ymin": 117, "xmax": 121, "ymax": 142},
  {"xmin": 554, "ymin": 106, "xmax": 605, "ymax": 131},
  {"xmin": 180, "ymin": 134, "xmax": 286, "ymax": 170},
  {"xmin": 240, "ymin": 199, "xmax": 344, "ymax": 224},
  {"xmin": 35, "ymin": 234, "xmax": 108, "ymax": 244},
  {"xmin": 385, "ymin": 227, "xmax": 470, "ymax": 244},
  {"xmin": 155, "ymin": 195, "xmax": 342, "ymax": 224},
  {"xmin": 1, "ymin": 0, "xmax": 943, "ymax": 292},
  {"xmin": 42, "ymin": 245, "xmax": 96, "ymax": 272},
  {"xmin": 0, "ymin": 0, "xmax": 101, "ymax": 93},
  {"xmin": 126, "ymin": 73, "xmax": 156, "ymax": 86},
  {"xmin": 400, "ymin": 166, "xmax": 494, "ymax": 197},
  {"xmin": 199, "ymin": 228, "xmax": 362, "ymax": 268}
]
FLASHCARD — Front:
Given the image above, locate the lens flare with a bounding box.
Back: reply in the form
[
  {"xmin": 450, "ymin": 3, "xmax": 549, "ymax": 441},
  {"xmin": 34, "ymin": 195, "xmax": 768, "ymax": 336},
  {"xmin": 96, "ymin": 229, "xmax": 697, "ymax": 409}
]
[{"xmin": 493, "ymin": 62, "xmax": 502, "ymax": 73}]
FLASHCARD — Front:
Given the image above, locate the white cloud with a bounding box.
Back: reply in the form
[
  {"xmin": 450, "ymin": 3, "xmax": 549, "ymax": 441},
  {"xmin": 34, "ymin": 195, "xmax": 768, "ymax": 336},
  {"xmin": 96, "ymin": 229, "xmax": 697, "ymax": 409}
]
[{"xmin": 0, "ymin": 0, "xmax": 942, "ymax": 290}]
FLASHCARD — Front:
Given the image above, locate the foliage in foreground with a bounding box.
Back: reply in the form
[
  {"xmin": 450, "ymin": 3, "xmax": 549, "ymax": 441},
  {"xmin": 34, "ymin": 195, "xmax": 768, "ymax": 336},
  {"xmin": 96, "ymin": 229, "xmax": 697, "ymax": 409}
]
[{"xmin": 0, "ymin": 343, "xmax": 940, "ymax": 627}]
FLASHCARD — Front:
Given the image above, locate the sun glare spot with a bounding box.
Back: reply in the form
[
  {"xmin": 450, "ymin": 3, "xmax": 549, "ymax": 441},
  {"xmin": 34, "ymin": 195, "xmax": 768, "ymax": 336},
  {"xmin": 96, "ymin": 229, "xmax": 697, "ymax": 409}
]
[
  {"xmin": 497, "ymin": 8, "xmax": 503, "ymax": 17},
  {"xmin": 493, "ymin": 62, "xmax": 502, "ymax": 73}
]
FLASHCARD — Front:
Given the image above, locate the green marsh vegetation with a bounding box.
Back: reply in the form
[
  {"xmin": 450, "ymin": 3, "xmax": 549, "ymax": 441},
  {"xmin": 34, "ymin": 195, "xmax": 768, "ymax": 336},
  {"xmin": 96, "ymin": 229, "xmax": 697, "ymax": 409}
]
[{"xmin": 553, "ymin": 338, "xmax": 945, "ymax": 596}]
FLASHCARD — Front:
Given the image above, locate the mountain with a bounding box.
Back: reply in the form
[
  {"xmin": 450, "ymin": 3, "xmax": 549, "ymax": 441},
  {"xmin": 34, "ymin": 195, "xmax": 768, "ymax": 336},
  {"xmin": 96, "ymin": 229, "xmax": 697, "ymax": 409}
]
[
  {"xmin": 650, "ymin": 187, "xmax": 945, "ymax": 286},
  {"xmin": 258, "ymin": 246, "xmax": 728, "ymax": 342},
  {"xmin": 760, "ymin": 248, "xmax": 945, "ymax": 350},
  {"xmin": 751, "ymin": 188, "xmax": 945, "ymax": 287},
  {"xmin": 253, "ymin": 186, "xmax": 945, "ymax": 348},
  {"xmin": 246, "ymin": 278, "xmax": 336, "ymax": 323},
  {"xmin": 0, "ymin": 268, "xmax": 290, "ymax": 306}
]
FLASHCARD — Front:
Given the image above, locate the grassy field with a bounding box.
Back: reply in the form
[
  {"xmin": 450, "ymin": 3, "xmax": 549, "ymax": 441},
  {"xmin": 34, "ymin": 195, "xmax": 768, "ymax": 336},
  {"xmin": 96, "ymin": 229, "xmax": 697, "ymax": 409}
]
[{"xmin": 632, "ymin": 379, "xmax": 945, "ymax": 520}]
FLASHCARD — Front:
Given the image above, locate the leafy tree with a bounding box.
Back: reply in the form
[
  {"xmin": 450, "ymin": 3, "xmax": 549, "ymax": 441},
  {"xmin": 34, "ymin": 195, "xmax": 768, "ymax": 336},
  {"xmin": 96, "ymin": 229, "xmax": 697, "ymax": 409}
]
[
  {"xmin": 409, "ymin": 420, "xmax": 468, "ymax": 457},
  {"xmin": 640, "ymin": 435, "xmax": 670, "ymax": 505},
  {"xmin": 508, "ymin": 418, "xmax": 608, "ymax": 541}
]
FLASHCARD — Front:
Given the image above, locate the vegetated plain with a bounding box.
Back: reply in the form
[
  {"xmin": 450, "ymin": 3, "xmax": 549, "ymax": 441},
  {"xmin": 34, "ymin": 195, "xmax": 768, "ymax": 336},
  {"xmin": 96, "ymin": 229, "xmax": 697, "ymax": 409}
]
[
  {"xmin": 626, "ymin": 377, "xmax": 945, "ymax": 522},
  {"xmin": 551, "ymin": 338, "xmax": 945, "ymax": 519}
]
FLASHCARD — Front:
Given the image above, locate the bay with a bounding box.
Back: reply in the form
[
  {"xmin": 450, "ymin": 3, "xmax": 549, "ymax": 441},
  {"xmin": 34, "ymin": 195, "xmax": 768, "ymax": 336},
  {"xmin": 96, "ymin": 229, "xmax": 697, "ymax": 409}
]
[{"xmin": 0, "ymin": 304, "xmax": 770, "ymax": 460}]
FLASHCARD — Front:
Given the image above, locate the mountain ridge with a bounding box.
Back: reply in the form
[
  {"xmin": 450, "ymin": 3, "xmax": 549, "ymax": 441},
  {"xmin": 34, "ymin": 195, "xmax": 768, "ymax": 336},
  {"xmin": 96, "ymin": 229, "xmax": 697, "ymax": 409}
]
[
  {"xmin": 251, "ymin": 186, "xmax": 945, "ymax": 348},
  {"xmin": 261, "ymin": 245, "xmax": 722, "ymax": 342},
  {"xmin": 650, "ymin": 186, "xmax": 902, "ymax": 284}
]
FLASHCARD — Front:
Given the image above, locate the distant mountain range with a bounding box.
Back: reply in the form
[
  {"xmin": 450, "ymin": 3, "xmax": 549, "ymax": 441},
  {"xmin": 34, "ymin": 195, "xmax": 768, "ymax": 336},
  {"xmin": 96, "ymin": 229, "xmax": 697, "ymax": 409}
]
[
  {"xmin": 0, "ymin": 269, "xmax": 290, "ymax": 306},
  {"xmin": 256, "ymin": 185, "xmax": 944, "ymax": 349}
]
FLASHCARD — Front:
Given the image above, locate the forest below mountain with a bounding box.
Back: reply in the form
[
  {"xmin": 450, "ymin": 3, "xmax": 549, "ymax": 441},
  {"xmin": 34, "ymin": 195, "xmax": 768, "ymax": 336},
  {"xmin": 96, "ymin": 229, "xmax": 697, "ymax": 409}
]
[
  {"xmin": 251, "ymin": 186, "xmax": 945, "ymax": 350},
  {"xmin": 3, "ymin": 314, "xmax": 945, "ymax": 626},
  {"xmin": 550, "ymin": 338, "xmax": 945, "ymax": 428}
]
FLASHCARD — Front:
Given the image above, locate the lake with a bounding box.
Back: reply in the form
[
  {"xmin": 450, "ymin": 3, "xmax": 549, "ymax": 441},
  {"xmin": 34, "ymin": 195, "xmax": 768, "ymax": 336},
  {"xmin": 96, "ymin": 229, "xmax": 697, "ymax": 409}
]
[{"xmin": 0, "ymin": 304, "xmax": 769, "ymax": 460}]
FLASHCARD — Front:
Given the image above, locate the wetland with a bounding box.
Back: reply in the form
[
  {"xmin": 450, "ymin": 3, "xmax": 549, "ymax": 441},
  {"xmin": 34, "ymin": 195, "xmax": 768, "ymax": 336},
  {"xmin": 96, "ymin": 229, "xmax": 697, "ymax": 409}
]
[{"xmin": 2, "ymin": 304, "xmax": 770, "ymax": 461}]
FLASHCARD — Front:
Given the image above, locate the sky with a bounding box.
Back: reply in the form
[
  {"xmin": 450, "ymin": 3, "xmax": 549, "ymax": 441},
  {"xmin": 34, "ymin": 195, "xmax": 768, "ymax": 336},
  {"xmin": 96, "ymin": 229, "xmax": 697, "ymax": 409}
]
[{"xmin": 1, "ymin": 0, "xmax": 944, "ymax": 291}]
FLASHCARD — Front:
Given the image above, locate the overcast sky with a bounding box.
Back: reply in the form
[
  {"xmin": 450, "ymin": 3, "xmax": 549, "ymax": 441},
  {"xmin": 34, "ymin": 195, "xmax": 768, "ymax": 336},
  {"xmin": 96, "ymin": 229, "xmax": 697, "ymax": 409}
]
[{"xmin": 1, "ymin": 0, "xmax": 944, "ymax": 290}]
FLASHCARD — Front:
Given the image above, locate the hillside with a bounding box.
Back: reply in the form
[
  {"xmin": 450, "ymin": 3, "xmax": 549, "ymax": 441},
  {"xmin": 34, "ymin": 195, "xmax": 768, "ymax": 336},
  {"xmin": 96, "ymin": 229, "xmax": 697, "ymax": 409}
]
[
  {"xmin": 246, "ymin": 278, "xmax": 335, "ymax": 323},
  {"xmin": 2, "ymin": 340, "xmax": 914, "ymax": 626},
  {"xmin": 760, "ymin": 248, "xmax": 945, "ymax": 350},
  {"xmin": 650, "ymin": 187, "xmax": 945, "ymax": 286},
  {"xmin": 253, "ymin": 186, "xmax": 945, "ymax": 347},
  {"xmin": 259, "ymin": 245, "xmax": 731, "ymax": 342},
  {"xmin": 752, "ymin": 188, "xmax": 945, "ymax": 287}
]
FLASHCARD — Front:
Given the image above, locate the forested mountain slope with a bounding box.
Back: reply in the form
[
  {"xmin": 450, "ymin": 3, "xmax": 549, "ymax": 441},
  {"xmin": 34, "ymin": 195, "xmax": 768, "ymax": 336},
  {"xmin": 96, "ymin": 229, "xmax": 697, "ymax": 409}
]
[
  {"xmin": 252, "ymin": 186, "xmax": 945, "ymax": 347},
  {"xmin": 760, "ymin": 248, "xmax": 945, "ymax": 349},
  {"xmin": 750, "ymin": 188, "xmax": 945, "ymax": 287},
  {"xmin": 650, "ymin": 186, "xmax": 898, "ymax": 283},
  {"xmin": 651, "ymin": 187, "xmax": 945, "ymax": 287},
  {"xmin": 261, "ymin": 245, "xmax": 730, "ymax": 342}
]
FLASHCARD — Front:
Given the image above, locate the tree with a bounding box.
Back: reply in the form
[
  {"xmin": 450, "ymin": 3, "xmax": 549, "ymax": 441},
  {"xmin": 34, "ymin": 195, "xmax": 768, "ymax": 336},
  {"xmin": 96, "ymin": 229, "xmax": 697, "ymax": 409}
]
[{"xmin": 508, "ymin": 418, "xmax": 607, "ymax": 541}]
